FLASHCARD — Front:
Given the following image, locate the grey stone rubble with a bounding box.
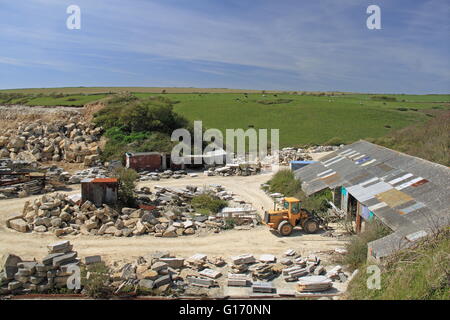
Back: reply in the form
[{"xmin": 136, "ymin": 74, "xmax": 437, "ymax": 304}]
[
  {"xmin": 6, "ymin": 184, "xmax": 259, "ymax": 237},
  {"xmin": 261, "ymin": 145, "xmax": 341, "ymax": 166},
  {"xmin": 66, "ymin": 166, "xmax": 109, "ymax": 184}
]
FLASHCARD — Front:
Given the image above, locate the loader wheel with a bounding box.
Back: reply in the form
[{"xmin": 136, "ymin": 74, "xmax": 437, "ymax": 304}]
[
  {"xmin": 278, "ymin": 221, "xmax": 293, "ymax": 236},
  {"xmin": 303, "ymin": 219, "xmax": 320, "ymax": 234}
]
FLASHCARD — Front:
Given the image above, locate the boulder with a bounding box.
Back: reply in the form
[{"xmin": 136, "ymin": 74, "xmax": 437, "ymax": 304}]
[
  {"xmin": 8, "ymin": 218, "xmax": 29, "ymax": 233},
  {"xmin": 0, "ymin": 253, "xmax": 22, "ymax": 280}
]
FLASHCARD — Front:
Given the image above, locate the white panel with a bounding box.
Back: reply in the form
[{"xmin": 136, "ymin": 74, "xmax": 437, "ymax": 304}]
[
  {"xmin": 361, "ymin": 159, "xmax": 376, "ymax": 166},
  {"xmin": 344, "ymin": 150, "xmax": 358, "ymax": 157},
  {"xmin": 359, "ymin": 177, "xmax": 379, "ymax": 187},
  {"xmin": 369, "ymin": 202, "xmax": 388, "ymax": 211},
  {"xmin": 320, "ymin": 172, "xmax": 336, "ymax": 179},
  {"xmin": 324, "ymin": 157, "xmax": 345, "ymax": 167},
  {"xmin": 317, "ymin": 169, "xmax": 333, "ymax": 177},
  {"xmin": 388, "ymin": 173, "xmax": 413, "ymax": 185},
  {"xmin": 396, "ymin": 177, "xmax": 423, "ymax": 190},
  {"xmin": 322, "ymin": 155, "xmax": 341, "ymax": 165},
  {"xmin": 348, "ymin": 152, "xmax": 361, "ymax": 159},
  {"xmin": 339, "ymin": 149, "xmax": 354, "ymax": 156},
  {"xmin": 353, "ymin": 154, "xmax": 366, "ymax": 160}
]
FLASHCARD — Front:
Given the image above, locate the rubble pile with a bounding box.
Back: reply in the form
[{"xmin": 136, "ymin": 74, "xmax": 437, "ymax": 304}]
[
  {"xmin": 0, "ymin": 240, "xmax": 79, "ymax": 295},
  {"xmin": 138, "ymin": 169, "xmax": 188, "ymax": 181},
  {"xmin": 110, "ymin": 251, "xmax": 186, "ymax": 294},
  {"xmin": 260, "ymin": 145, "xmax": 341, "ymax": 166},
  {"xmin": 6, "ymin": 184, "xmax": 258, "ymax": 237},
  {"xmin": 0, "ymin": 118, "xmax": 103, "ymax": 164},
  {"xmin": 203, "ymin": 164, "xmax": 261, "ymax": 177},
  {"xmin": 66, "ymin": 166, "xmax": 109, "ymax": 184}
]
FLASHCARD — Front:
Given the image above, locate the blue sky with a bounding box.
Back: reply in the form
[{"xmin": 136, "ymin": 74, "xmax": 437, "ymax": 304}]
[{"xmin": 0, "ymin": 0, "xmax": 449, "ymax": 93}]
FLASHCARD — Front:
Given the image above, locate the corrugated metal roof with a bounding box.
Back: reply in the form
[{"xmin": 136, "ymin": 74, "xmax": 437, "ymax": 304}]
[{"xmin": 294, "ymin": 140, "xmax": 450, "ymax": 258}]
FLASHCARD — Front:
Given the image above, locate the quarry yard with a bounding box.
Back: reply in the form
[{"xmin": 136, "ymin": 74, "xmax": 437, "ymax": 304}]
[{"xmin": 0, "ymin": 172, "xmax": 347, "ymax": 264}]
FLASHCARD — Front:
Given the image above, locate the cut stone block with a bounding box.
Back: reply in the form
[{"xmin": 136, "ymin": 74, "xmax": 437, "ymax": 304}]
[
  {"xmin": 9, "ymin": 218, "xmax": 29, "ymax": 233},
  {"xmin": 154, "ymin": 275, "xmax": 171, "ymax": 288},
  {"xmin": 252, "ymin": 281, "xmax": 274, "ymax": 293},
  {"xmin": 52, "ymin": 252, "xmax": 77, "ymax": 267},
  {"xmin": 199, "ymin": 268, "xmax": 222, "ymax": 279},
  {"xmin": 151, "ymin": 261, "xmax": 168, "ymax": 272},
  {"xmin": 159, "ymin": 257, "xmax": 184, "ymax": 269},
  {"xmin": 85, "ymin": 255, "xmax": 102, "ymax": 265},
  {"xmin": 47, "ymin": 240, "xmax": 71, "ymax": 253},
  {"xmin": 187, "ymin": 276, "xmax": 215, "ymax": 287},
  {"xmin": 42, "ymin": 252, "xmax": 65, "ymax": 266},
  {"xmin": 231, "ymin": 254, "xmax": 255, "ymax": 265},
  {"xmin": 259, "ymin": 254, "xmax": 276, "ymax": 263}
]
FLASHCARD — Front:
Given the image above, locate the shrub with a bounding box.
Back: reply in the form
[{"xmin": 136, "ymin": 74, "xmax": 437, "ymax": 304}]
[
  {"xmin": 81, "ymin": 262, "xmax": 112, "ymax": 299},
  {"xmin": 191, "ymin": 193, "xmax": 228, "ymax": 215},
  {"xmin": 266, "ymin": 169, "xmax": 302, "ymax": 196},
  {"xmin": 114, "ymin": 168, "xmax": 139, "ymax": 207},
  {"xmin": 266, "ymin": 170, "xmax": 332, "ymax": 214},
  {"xmin": 223, "ymin": 217, "xmax": 237, "ymax": 230},
  {"xmin": 340, "ymin": 220, "xmax": 391, "ymax": 270},
  {"xmin": 94, "ymin": 95, "xmax": 191, "ymax": 161}
]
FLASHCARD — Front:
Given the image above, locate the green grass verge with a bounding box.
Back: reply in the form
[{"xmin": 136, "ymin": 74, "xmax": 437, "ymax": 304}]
[{"xmin": 346, "ymin": 229, "xmax": 450, "ymax": 300}]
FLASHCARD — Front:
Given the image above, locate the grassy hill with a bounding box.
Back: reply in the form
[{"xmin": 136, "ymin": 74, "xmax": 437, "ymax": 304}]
[{"xmin": 1, "ymin": 88, "xmax": 448, "ymax": 147}]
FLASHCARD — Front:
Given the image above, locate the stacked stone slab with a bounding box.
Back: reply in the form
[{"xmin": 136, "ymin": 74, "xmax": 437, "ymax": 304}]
[
  {"xmin": 0, "ymin": 240, "xmax": 78, "ymax": 295},
  {"xmin": 296, "ymin": 275, "xmax": 333, "ymax": 292}
]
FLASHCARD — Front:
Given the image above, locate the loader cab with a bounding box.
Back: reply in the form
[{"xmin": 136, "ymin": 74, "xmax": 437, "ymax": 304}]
[{"xmin": 283, "ymin": 197, "xmax": 301, "ymax": 215}]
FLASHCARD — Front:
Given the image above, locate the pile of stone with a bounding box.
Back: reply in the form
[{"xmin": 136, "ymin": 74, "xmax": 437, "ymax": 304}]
[
  {"xmin": 66, "ymin": 166, "xmax": 109, "ymax": 184},
  {"xmin": 138, "ymin": 170, "xmax": 188, "ymax": 181},
  {"xmin": 203, "ymin": 164, "xmax": 261, "ymax": 177},
  {"xmin": 259, "ymin": 145, "xmax": 341, "ymax": 166},
  {"xmin": 0, "ymin": 240, "xmax": 79, "ymax": 295},
  {"xmin": 0, "ymin": 118, "xmax": 103, "ymax": 164},
  {"xmin": 111, "ymin": 252, "xmax": 184, "ymax": 293},
  {"xmin": 7, "ymin": 186, "xmax": 256, "ymax": 237}
]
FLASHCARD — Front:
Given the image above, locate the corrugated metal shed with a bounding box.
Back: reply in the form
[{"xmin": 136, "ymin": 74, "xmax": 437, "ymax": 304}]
[
  {"xmin": 294, "ymin": 140, "xmax": 450, "ymax": 259},
  {"xmin": 125, "ymin": 152, "xmax": 163, "ymax": 171},
  {"xmin": 81, "ymin": 178, "xmax": 118, "ymax": 207}
]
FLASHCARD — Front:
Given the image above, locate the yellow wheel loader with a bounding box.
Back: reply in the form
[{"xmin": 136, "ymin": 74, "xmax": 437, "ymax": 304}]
[{"xmin": 264, "ymin": 197, "xmax": 320, "ymax": 236}]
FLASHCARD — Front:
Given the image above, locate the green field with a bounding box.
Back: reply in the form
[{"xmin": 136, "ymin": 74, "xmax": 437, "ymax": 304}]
[
  {"xmin": 133, "ymin": 92, "xmax": 449, "ymax": 146},
  {"xmin": 0, "ymin": 93, "xmax": 108, "ymax": 107},
  {"xmin": 1, "ymin": 87, "xmax": 448, "ymax": 147}
]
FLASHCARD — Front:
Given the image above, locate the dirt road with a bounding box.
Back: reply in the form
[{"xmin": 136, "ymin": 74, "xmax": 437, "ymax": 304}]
[{"xmin": 0, "ymin": 172, "xmax": 346, "ymax": 263}]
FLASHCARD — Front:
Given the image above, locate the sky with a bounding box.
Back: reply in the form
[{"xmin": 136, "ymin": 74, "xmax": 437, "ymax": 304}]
[{"xmin": 0, "ymin": 0, "xmax": 449, "ymax": 93}]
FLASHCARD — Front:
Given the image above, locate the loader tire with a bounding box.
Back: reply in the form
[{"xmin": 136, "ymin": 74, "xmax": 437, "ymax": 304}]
[
  {"xmin": 278, "ymin": 221, "xmax": 293, "ymax": 236},
  {"xmin": 303, "ymin": 219, "xmax": 320, "ymax": 234}
]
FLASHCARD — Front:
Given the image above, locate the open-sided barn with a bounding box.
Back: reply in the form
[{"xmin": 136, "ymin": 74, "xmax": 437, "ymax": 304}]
[{"xmin": 294, "ymin": 140, "xmax": 450, "ymax": 261}]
